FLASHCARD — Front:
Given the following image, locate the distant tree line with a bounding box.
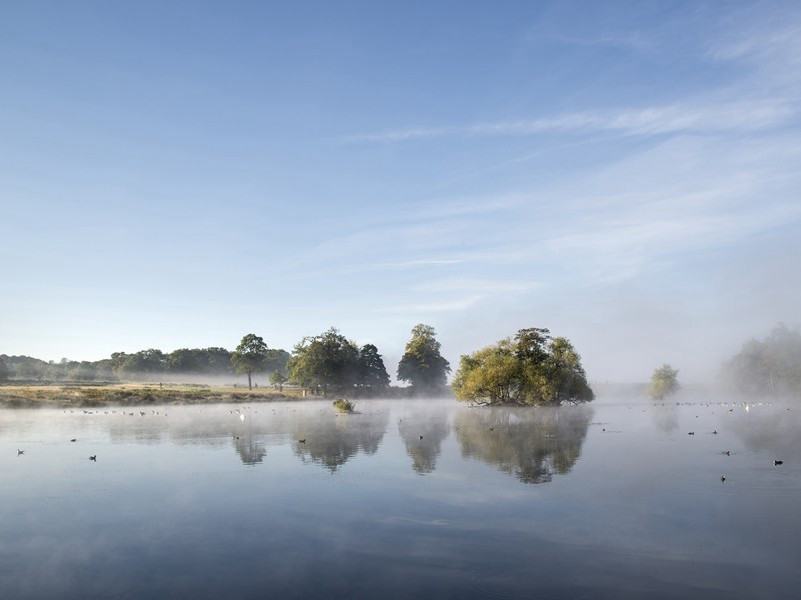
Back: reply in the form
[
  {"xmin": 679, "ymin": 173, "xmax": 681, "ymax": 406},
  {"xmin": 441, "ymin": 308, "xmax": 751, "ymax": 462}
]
[
  {"xmin": 0, "ymin": 324, "xmax": 453, "ymax": 399},
  {"xmin": 720, "ymin": 324, "xmax": 801, "ymax": 397},
  {"xmin": 0, "ymin": 347, "xmax": 288, "ymax": 383}
]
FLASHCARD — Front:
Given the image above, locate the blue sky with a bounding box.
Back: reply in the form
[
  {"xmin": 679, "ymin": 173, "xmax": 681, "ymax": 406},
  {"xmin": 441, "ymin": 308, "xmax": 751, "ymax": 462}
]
[{"xmin": 2, "ymin": 1, "xmax": 800, "ymax": 382}]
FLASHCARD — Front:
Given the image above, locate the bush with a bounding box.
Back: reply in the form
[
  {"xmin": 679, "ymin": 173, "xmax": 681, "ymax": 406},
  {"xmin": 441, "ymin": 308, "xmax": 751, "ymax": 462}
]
[{"xmin": 333, "ymin": 398, "xmax": 355, "ymax": 413}]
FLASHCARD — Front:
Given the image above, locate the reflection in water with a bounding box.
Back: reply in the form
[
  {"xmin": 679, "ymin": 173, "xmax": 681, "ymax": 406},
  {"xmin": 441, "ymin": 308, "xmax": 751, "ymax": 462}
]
[
  {"xmin": 455, "ymin": 406, "xmax": 592, "ymax": 484},
  {"xmin": 292, "ymin": 408, "xmax": 389, "ymax": 472},
  {"xmin": 729, "ymin": 402, "xmax": 801, "ymax": 458},
  {"xmin": 651, "ymin": 403, "xmax": 680, "ymax": 434},
  {"xmin": 398, "ymin": 408, "xmax": 450, "ymax": 475},
  {"xmin": 234, "ymin": 435, "xmax": 267, "ymax": 466}
]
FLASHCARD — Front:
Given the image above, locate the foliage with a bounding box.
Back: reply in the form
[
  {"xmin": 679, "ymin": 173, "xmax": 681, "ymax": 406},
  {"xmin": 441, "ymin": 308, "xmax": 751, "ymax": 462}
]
[
  {"xmin": 0, "ymin": 357, "xmax": 9, "ymax": 381},
  {"xmin": 287, "ymin": 328, "xmax": 360, "ymax": 396},
  {"xmin": 648, "ymin": 364, "xmax": 680, "ymax": 400},
  {"xmin": 357, "ymin": 344, "xmax": 390, "ymax": 393},
  {"xmin": 231, "ymin": 334, "xmax": 270, "ymax": 390},
  {"xmin": 397, "ymin": 324, "xmax": 451, "ymax": 394},
  {"xmin": 269, "ymin": 370, "xmax": 287, "ymax": 391},
  {"xmin": 333, "ymin": 398, "xmax": 355, "ymax": 413},
  {"xmin": 0, "ymin": 345, "xmax": 285, "ymax": 384},
  {"xmin": 452, "ymin": 327, "xmax": 593, "ymax": 406},
  {"xmin": 720, "ymin": 324, "xmax": 801, "ymax": 397}
]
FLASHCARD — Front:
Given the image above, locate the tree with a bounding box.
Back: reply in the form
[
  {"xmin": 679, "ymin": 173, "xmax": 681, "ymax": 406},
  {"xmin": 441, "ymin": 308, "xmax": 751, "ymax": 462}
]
[
  {"xmin": 397, "ymin": 324, "xmax": 451, "ymax": 394},
  {"xmin": 720, "ymin": 324, "xmax": 801, "ymax": 396},
  {"xmin": 232, "ymin": 334, "xmax": 269, "ymax": 390},
  {"xmin": 452, "ymin": 328, "xmax": 593, "ymax": 406},
  {"xmin": 287, "ymin": 328, "xmax": 360, "ymax": 396},
  {"xmin": 649, "ymin": 364, "xmax": 680, "ymax": 400},
  {"xmin": 269, "ymin": 370, "xmax": 287, "ymax": 391},
  {"xmin": 357, "ymin": 344, "xmax": 390, "ymax": 394},
  {"xmin": 0, "ymin": 357, "xmax": 9, "ymax": 381}
]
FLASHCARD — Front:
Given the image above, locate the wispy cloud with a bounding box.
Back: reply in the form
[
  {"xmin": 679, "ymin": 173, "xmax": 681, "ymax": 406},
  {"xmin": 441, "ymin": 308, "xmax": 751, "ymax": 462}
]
[
  {"xmin": 376, "ymin": 258, "xmax": 465, "ymax": 269},
  {"xmin": 374, "ymin": 296, "xmax": 485, "ymax": 314},
  {"xmin": 340, "ymin": 98, "xmax": 795, "ymax": 144}
]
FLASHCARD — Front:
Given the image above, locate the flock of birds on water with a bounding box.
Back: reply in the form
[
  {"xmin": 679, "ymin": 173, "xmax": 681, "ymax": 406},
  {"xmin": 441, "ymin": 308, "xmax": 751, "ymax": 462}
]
[
  {"xmin": 11, "ymin": 399, "xmax": 789, "ymax": 482},
  {"xmin": 650, "ymin": 400, "xmax": 786, "ymax": 484}
]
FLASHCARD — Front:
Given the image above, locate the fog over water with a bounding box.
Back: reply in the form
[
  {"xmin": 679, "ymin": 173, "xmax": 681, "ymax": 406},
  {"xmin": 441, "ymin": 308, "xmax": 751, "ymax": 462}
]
[{"xmin": 2, "ymin": 395, "xmax": 800, "ymax": 598}]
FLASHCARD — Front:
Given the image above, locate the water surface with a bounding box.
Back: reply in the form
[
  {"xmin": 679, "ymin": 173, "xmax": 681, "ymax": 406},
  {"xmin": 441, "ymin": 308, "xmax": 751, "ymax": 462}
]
[{"xmin": 1, "ymin": 396, "xmax": 799, "ymax": 599}]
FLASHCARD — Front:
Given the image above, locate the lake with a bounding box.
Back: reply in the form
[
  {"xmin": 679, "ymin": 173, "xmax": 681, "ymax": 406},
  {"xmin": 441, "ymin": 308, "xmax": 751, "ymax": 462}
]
[{"xmin": 1, "ymin": 395, "xmax": 799, "ymax": 599}]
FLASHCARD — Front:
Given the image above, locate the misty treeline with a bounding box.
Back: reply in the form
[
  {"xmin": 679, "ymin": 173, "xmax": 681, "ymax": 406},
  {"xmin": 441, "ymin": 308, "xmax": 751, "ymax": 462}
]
[
  {"xmin": 0, "ymin": 324, "xmax": 453, "ymax": 398},
  {"xmin": 0, "ymin": 347, "xmax": 276, "ymax": 383},
  {"xmin": 719, "ymin": 324, "xmax": 801, "ymax": 397}
]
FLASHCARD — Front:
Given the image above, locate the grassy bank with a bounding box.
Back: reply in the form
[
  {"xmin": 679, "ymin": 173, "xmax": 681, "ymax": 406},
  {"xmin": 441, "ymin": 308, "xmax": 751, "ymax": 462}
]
[{"xmin": 0, "ymin": 382, "xmax": 308, "ymax": 408}]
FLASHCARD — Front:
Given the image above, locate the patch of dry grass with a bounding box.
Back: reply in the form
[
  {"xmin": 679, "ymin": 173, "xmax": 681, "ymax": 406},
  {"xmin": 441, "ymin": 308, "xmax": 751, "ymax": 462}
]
[{"xmin": 0, "ymin": 383, "xmax": 308, "ymax": 408}]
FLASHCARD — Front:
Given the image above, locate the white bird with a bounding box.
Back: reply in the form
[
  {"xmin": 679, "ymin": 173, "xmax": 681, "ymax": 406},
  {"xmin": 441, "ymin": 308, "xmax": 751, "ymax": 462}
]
[{"xmin": 240, "ymin": 414, "xmax": 245, "ymax": 422}]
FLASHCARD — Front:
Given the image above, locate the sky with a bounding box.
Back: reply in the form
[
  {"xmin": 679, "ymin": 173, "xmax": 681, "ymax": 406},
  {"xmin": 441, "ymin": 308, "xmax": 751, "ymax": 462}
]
[{"xmin": 1, "ymin": 0, "xmax": 800, "ymax": 383}]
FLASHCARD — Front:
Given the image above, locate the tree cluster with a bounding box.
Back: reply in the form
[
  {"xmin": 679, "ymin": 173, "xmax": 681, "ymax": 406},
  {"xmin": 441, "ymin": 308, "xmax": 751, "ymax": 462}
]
[
  {"xmin": 286, "ymin": 328, "xmax": 390, "ymax": 397},
  {"xmin": 720, "ymin": 324, "xmax": 801, "ymax": 397},
  {"xmin": 452, "ymin": 328, "xmax": 593, "ymax": 406}
]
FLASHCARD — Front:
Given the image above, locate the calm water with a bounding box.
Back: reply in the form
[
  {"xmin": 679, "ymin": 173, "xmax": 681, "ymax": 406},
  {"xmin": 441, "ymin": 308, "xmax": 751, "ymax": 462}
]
[{"xmin": 1, "ymin": 396, "xmax": 799, "ymax": 599}]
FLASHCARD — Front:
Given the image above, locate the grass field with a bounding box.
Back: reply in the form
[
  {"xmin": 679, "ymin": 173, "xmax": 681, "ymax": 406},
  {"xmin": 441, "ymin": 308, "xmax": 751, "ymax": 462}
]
[{"xmin": 0, "ymin": 382, "xmax": 309, "ymax": 408}]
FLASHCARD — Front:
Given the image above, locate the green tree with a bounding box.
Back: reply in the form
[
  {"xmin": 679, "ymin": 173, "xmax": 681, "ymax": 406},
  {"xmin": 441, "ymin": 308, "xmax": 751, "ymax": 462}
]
[
  {"xmin": 452, "ymin": 328, "xmax": 593, "ymax": 406},
  {"xmin": 0, "ymin": 357, "xmax": 9, "ymax": 381},
  {"xmin": 357, "ymin": 344, "xmax": 390, "ymax": 394},
  {"xmin": 649, "ymin": 364, "xmax": 680, "ymax": 400},
  {"xmin": 287, "ymin": 328, "xmax": 360, "ymax": 396},
  {"xmin": 232, "ymin": 334, "xmax": 269, "ymax": 390},
  {"xmin": 269, "ymin": 370, "xmax": 287, "ymax": 391},
  {"xmin": 397, "ymin": 324, "xmax": 451, "ymax": 394}
]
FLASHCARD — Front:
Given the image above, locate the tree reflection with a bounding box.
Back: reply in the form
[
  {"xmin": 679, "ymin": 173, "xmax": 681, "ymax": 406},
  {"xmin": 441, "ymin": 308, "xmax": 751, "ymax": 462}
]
[
  {"xmin": 233, "ymin": 434, "xmax": 267, "ymax": 466},
  {"xmin": 398, "ymin": 409, "xmax": 450, "ymax": 475},
  {"xmin": 292, "ymin": 409, "xmax": 389, "ymax": 472},
  {"xmin": 454, "ymin": 406, "xmax": 592, "ymax": 484},
  {"xmin": 651, "ymin": 404, "xmax": 679, "ymax": 434}
]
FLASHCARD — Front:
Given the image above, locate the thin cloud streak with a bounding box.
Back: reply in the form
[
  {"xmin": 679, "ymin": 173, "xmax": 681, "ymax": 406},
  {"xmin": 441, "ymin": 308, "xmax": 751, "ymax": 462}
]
[{"xmin": 340, "ymin": 98, "xmax": 795, "ymax": 144}]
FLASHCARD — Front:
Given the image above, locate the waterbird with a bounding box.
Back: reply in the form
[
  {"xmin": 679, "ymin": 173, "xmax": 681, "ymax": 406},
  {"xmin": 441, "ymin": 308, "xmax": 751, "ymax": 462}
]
[
  {"xmin": 725, "ymin": 451, "xmax": 731, "ymax": 456},
  {"xmin": 420, "ymin": 435, "xmax": 424, "ymax": 440},
  {"xmin": 89, "ymin": 455, "xmax": 97, "ymax": 461},
  {"xmin": 298, "ymin": 439, "xmax": 306, "ymax": 444},
  {"xmin": 688, "ymin": 432, "xmax": 695, "ymax": 435},
  {"xmin": 70, "ymin": 438, "xmax": 76, "ymax": 442},
  {"xmin": 712, "ymin": 430, "xmax": 718, "ymax": 435},
  {"xmin": 721, "ymin": 476, "xmax": 726, "ymax": 482},
  {"xmin": 775, "ymin": 460, "xmax": 784, "ymax": 465},
  {"xmin": 17, "ymin": 449, "xmax": 24, "ymax": 455}
]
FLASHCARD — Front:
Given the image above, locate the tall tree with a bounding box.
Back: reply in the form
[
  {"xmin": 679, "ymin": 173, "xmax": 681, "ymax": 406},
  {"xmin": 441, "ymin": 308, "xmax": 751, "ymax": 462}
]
[
  {"xmin": 357, "ymin": 344, "xmax": 390, "ymax": 394},
  {"xmin": 287, "ymin": 328, "xmax": 360, "ymax": 396},
  {"xmin": 397, "ymin": 324, "xmax": 451, "ymax": 394},
  {"xmin": 0, "ymin": 356, "xmax": 9, "ymax": 381},
  {"xmin": 232, "ymin": 334, "xmax": 269, "ymax": 390}
]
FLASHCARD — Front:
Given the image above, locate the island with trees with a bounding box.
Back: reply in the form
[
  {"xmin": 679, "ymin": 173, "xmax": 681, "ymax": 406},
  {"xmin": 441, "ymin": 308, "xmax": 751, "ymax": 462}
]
[{"xmin": 451, "ymin": 327, "xmax": 594, "ymax": 406}]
